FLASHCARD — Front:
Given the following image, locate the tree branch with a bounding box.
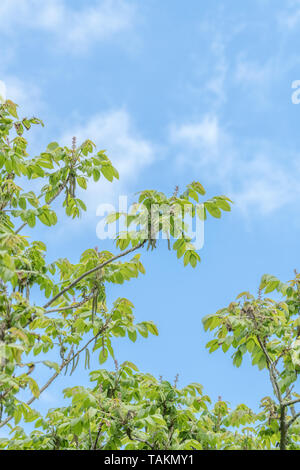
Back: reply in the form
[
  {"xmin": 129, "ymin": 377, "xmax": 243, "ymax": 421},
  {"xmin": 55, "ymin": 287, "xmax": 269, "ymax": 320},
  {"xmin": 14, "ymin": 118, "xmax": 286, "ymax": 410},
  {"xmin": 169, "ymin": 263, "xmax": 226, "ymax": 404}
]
[
  {"xmin": 287, "ymin": 411, "xmax": 300, "ymax": 429},
  {"xmin": 126, "ymin": 428, "xmax": 155, "ymax": 450},
  {"xmin": 93, "ymin": 421, "xmax": 104, "ymax": 450},
  {"xmin": 283, "ymin": 398, "xmax": 300, "ymax": 408},
  {"xmin": 15, "ymin": 180, "xmax": 68, "ymax": 235},
  {"xmin": 44, "ymin": 294, "xmax": 94, "ymax": 314},
  {"xmin": 0, "ymin": 315, "xmax": 112, "ymax": 429},
  {"xmin": 43, "ymin": 241, "xmax": 145, "ymax": 310}
]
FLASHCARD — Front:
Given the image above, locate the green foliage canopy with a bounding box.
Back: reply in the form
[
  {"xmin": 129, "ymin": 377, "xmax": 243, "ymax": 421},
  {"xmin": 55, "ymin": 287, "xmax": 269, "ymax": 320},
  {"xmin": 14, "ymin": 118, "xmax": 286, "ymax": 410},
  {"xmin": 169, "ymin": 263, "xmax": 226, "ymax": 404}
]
[{"xmin": 1, "ymin": 101, "xmax": 299, "ymax": 451}]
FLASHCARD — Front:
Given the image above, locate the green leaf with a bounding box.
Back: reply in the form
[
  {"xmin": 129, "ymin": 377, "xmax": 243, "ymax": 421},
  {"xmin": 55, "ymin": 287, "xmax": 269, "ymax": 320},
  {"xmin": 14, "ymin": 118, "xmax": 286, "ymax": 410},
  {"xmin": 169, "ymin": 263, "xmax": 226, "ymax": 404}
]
[
  {"xmin": 28, "ymin": 378, "xmax": 40, "ymax": 398},
  {"xmin": 137, "ymin": 323, "xmax": 149, "ymax": 338},
  {"xmin": 205, "ymin": 202, "xmax": 221, "ymax": 218},
  {"xmin": 47, "ymin": 142, "xmax": 59, "ymax": 151},
  {"xmin": 183, "ymin": 251, "xmax": 191, "ymax": 266},
  {"xmin": 233, "ymin": 350, "xmax": 243, "ymax": 368},
  {"xmin": 128, "ymin": 329, "xmax": 137, "ymax": 342},
  {"xmin": 264, "ymin": 280, "xmax": 280, "ymax": 294},
  {"xmin": 43, "ymin": 361, "xmax": 60, "ymax": 373},
  {"xmin": 101, "ymin": 165, "xmax": 114, "ymax": 182},
  {"xmin": 6, "ymin": 100, "xmax": 18, "ymax": 118},
  {"xmin": 123, "ymin": 361, "xmax": 139, "ymax": 371},
  {"xmin": 145, "ymin": 321, "xmax": 159, "ymax": 336},
  {"xmin": 99, "ymin": 348, "xmax": 108, "ymax": 364},
  {"xmin": 76, "ymin": 176, "xmax": 87, "ymax": 189}
]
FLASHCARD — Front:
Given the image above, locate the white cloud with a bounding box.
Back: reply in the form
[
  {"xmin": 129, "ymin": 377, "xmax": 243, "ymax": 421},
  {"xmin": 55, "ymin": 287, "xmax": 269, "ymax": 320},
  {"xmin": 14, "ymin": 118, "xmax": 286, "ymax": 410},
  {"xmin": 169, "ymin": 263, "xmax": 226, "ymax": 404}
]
[
  {"xmin": 235, "ymin": 59, "xmax": 273, "ymax": 86},
  {"xmin": 170, "ymin": 114, "xmax": 235, "ymax": 182},
  {"xmin": 170, "ymin": 115, "xmax": 219, "ymax": 151},
  {"xmin": 170, "ymin": 114, "xmax": 300, "ymax": 215},
  {"xmin": 195, "ymin": 19, "xmax": 245, "ymax": 110},
  {"xmin": 231, "ymin": 153, "xmax": 300, "ymax": 215},
  {"xmin": 0, "ymin": 0, "xmax": 135, "ymax": 52},
  {"xmin": 0, "ymin": 75, "xmax": 42, "ymax": 115},
  {"xmin": 40, "ymin": 109, "xmax": 156, "ymax": 242},
  {"xmin": 234, "ymin": 56, "xmax": 281, "ymax": 107},
  {"xmin": 205, "ymin": 37, "xmax": 228, "ymax": 108}
]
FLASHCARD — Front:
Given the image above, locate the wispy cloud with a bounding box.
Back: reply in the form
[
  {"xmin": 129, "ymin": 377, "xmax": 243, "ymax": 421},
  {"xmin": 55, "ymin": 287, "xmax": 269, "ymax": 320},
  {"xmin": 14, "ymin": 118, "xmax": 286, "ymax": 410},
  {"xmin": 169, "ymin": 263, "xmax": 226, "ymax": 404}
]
[
  {"xmin": 0, "ymin": 75, "xmax": 43, "ymax": 115},
  {"xmin": 233, "ymin": 56, "xmax": 277, "ymax": 107},
  {"xmin": 234, "ymin": 153, "xmax": 300, "ymax": 215},
  {"xmin": 170, "ymin": 115, "xmax": 219, "ymax": 151},
  {"xmin": 0, "ymin": 0, "xmax": 136, "ymax": 52},
  {"xmin": 170, "ymin": 114, "xmax": 300, "ymax": 215},
  {"xmin": 170, "ymin": 9, "xmax": 300, "ymax": 216},
  {"xmin": 235, "ymin": 58, "xmax": 274, "ymax": 87},
  {"xmin": 170, "ymin": 114, "xmax": 235, "ymax": 182},
  {"xmin": 278, "ymin": 0, "xmax": 300, "ymax": 30},
  {"xmin": 204, "ymin": 36, "xmax": 229, "ymax": 109},
  {"xmin": 194, "ymin": 17, "xmax": 244, "ymax": 111}
]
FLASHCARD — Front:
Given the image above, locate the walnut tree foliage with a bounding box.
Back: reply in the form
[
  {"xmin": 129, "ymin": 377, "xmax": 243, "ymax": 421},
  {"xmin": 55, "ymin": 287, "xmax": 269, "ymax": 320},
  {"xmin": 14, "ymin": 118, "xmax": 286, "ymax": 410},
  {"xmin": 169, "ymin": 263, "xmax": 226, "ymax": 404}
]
[
  {"xmin": 203, "ymin": 273, "xmax": 300, "ymax": 450},
  {"xmin": 0, "ymin": 100, "xmax": 298, "ymax": 451}
]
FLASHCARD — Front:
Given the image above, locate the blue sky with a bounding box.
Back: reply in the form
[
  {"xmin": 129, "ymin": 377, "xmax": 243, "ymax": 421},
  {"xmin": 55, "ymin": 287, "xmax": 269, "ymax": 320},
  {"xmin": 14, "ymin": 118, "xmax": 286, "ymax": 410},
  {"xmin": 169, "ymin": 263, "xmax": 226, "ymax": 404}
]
[{"xmin": 1, "ymin": 0, "xmax": 300, "ymax": 424}]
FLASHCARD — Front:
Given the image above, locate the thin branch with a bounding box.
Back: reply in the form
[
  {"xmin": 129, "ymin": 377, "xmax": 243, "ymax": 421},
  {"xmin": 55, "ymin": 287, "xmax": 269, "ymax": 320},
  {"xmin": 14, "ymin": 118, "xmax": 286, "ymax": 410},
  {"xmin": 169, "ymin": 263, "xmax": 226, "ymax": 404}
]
[
  {"xmin": 15, "ymin": 181, "xmax": 68, "ymax": 235},
  {"xmin": 284, "ymin": 388, "xmax": 296, "ymax": 418},
  {"xmin": 249, "ymin": 307, "xmax": 282, "ymax": 404},
  {"xmin": 0, "ymin": 316, "xmax": 112, "ymax": 429},
  {"xmin": 44, "ymin": 294, "xmax": 94, "ymax": 314},
  {"xmin": 22, "ymin": 242, "xmax": 144, "ymax": 329},
  {"xmin": 132, "ymin": 435, "xmax": 155, "ymax": 450},
  {"xmin": 88, "ymin": 426, "xmax": 93, "ymax": 450},
  {"xmin": 287, "ymin": 412, "xmax": 300, "ymax": 429},
  {"xmin": 93, "ymin": 422, "xmax": 104, "ymax": 450},
  {"xmin": 257, "ymin": 335, "xmax": 282, "ymax": 404},
  {"xmin": 43, "ymin": 241, "xmax": 145, "ymax": 310},
  {"xmin": 23, "ymin": 294, "xmax": 94, "ymax": 329},
  {"xmin": 283, "ymin": 398, "xmax": 300, "ymax": 408},
  {"xmin": 126, "ymin": 429, "xmax": 155, "ymax": 450},
  {"xmin": 0, "ymin": 244, "xmax": 145, "ymax": 413}
]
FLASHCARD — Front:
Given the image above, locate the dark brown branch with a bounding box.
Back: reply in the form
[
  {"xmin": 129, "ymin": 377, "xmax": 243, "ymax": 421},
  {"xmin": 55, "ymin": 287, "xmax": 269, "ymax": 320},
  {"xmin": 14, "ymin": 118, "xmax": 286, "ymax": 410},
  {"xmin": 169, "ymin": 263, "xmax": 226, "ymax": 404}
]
[{"xmin": 93, "ymin": 422, "xmax": 104, "ymax": 450}]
